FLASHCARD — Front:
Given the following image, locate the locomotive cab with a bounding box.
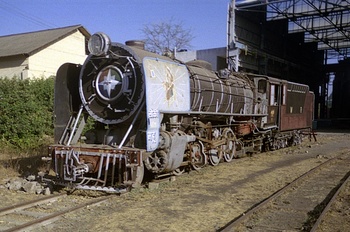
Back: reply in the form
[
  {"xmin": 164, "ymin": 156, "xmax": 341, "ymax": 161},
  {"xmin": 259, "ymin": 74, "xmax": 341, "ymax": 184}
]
[
  {"xmin": 266, "ymin": 77, "xmax": 285, "ymax": 129},
  {"xmin": 247, "ymin": 74, "xmax": 282, "ymax": 129},
  {"xmin": 248, "ymin": 73, "xmax": 313, "ymax": 132}
]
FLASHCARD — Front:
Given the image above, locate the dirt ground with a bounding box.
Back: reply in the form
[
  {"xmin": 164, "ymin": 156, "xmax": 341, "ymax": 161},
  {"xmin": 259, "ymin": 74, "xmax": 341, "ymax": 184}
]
[
  {"xmin": 316, "ymin": 179, "xmax": 350, "ymax": 232},
  {"xmin": 1, "ymin": 131, "xmax": 350, "ymax": 231}
]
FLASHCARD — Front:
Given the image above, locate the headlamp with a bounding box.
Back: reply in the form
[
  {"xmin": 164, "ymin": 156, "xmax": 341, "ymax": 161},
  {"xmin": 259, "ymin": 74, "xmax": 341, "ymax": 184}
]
[{"xmin": 88, "ymin": 32, "xmax": 111, "ymax": 56}]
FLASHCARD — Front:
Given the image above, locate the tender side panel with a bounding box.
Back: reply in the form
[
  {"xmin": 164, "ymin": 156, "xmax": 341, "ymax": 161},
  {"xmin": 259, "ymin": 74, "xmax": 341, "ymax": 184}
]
[
  {"xmin": 305, "ymin": 91, "xmax": 315, "ymax": 128},
  {"xmin": 280, "ymin": 83, "xmax": 312, "ymax": 131}
]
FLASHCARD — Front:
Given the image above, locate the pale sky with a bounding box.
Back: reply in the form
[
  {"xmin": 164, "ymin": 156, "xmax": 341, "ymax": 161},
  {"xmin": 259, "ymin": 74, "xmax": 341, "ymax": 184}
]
[{"xmin": 0, "ymin": 0, "xmax": 231, "ymax": 50}]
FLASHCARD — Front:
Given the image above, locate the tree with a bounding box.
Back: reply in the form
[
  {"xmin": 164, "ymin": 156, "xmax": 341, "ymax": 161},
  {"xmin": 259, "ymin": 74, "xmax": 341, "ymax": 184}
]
[{"xmin": 141, "ymin": 18, "xmax": 194, "ymax": 55}]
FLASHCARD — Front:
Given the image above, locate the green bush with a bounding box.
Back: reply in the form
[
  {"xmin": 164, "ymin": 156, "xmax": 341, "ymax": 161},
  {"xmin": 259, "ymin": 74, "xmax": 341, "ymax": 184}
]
[{"xmin": 0, "ymin": 77, "xmax": 54, "ymax": 150}]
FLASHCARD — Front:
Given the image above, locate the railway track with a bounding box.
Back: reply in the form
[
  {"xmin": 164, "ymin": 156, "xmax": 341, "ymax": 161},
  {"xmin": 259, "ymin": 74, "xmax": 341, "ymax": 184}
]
[
  {"xmin": 219, "ymin": 152, "xmax": 350, "ymax": 231},
  {"xmin": 0, "ymin": 192, "xmax": 114, "ymax": 231},
  {"xmin": 310, "ymin": 170, "xmax": 350, "ymax": 232}
]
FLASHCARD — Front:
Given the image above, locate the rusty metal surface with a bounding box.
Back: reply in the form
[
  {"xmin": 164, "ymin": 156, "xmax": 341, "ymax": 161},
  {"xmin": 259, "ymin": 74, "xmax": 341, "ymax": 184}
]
[
  {"xmin": 280, "ymin": 92, "xmax": 314, "ymax": 131},
  {"xmin": 49, "ymin": 144, "xmax": 143, "ymax": 190}
]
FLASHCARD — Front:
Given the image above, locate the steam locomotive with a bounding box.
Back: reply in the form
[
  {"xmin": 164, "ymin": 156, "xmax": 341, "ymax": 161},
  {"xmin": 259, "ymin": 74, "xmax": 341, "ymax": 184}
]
[{"xmin": 43, "ymin": 32, "xmax": 314, "ymax": 193}]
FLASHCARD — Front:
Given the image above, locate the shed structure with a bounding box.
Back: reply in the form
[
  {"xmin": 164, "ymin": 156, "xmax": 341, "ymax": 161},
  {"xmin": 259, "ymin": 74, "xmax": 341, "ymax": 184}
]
[{"xmin": 0, "ymin": 25, "xmax": 90, "ymax": 79}]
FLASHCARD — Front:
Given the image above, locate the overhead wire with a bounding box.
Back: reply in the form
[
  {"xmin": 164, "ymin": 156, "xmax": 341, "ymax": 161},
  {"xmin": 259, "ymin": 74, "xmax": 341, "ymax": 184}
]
[
  {"xmin": 0, "ymin": 0, "xmax": 91, "ymax": 68},
  {"xmin": 0, "ymin": 0, "xmax": 57, "ymax": 29},
  {"xmin": 0, "ymin": 0, "xmax": 89, "ymax": 43},
  {"xmin": 0, "ymin": 7, "xmax": 87, "ymax": 78}
]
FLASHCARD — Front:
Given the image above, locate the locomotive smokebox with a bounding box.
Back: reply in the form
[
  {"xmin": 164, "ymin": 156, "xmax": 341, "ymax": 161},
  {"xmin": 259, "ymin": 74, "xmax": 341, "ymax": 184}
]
[{"xmin": 79, "ymin": 34, "xmax": 146, "ymax": 124}]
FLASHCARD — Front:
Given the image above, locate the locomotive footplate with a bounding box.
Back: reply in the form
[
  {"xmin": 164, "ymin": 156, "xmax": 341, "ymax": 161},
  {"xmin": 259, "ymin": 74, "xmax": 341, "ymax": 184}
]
[{"xmin": 44, "ymin": 144, "xmax": 144, "ymax": 193}]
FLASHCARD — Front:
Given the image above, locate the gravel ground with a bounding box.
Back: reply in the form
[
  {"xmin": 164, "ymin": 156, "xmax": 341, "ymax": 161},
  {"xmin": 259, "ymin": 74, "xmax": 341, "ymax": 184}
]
[{"xmin": 1, "ymin": 131, "xmax": 350, "ymax": 231}]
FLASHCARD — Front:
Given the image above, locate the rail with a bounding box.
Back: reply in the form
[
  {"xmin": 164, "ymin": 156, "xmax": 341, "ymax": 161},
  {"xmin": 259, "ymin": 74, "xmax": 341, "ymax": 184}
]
[
  {"xmin": 0, "ymin": 193, "xmax": 115, "ymax": 232},
  {"xmin": 218, "ymin": 153, "xmax": 350, "ymax": 231}
]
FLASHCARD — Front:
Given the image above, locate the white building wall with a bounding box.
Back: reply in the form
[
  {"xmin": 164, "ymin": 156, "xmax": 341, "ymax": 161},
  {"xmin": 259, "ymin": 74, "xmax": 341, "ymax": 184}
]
[
  {"xmin": 175, "ymin": 47, "xmax": 226, "ymax": 71},
  {"xmin": 0, "ymin": 56, "xmax": 28, "ymax": 78},
  {"xmin": 27, "ymin": 30, "xmax": 87, "ymax": 78},
  {"xmin": 197, "ymin": 48, "xmax": 226, "ymax": 71}
]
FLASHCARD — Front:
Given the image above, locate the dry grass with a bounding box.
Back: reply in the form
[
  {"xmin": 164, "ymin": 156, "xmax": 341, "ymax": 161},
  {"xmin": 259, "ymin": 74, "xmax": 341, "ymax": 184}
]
[
  {"xmin": 0, "ymin": 136, "xmax": 53, "ymax": 179},
  {"xmin": 2, "ymin": 132, "xmax": 350, "ymax": 231}
]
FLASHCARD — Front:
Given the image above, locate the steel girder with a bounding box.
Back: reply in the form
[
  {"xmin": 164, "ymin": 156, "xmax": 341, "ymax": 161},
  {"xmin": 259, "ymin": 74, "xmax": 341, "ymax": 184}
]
[{"xmin": 236, "ymin": 0, "xmax": 350, "ymax": 59}]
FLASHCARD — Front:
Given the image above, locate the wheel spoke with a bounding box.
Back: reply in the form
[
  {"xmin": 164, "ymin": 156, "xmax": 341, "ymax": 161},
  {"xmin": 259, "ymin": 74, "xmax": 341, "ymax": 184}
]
[{"xmin": 144, "ymin": 150, "xmax": 168, "ymax": 173}]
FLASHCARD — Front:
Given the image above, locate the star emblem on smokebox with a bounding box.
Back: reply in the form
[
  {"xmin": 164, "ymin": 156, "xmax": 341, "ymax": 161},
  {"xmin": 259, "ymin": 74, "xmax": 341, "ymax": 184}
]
[{"xmin": 98, "ymin": 68, "xmax": 121, "ymax": 99}]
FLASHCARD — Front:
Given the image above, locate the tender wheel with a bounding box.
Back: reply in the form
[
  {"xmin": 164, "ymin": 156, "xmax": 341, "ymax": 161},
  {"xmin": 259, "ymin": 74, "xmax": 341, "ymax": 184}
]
[
  {"xmin": 222, "ymin": 129, "xmax": 237, "ymax": 162},
  {"xmin": 208, "ymin": 150, "xmax": 221, "ymax": 166},
  {"xmin": 272, "ymin": 139, "xmax": 282, "ymax": 150},
  {"xmin": 190, "ymin": 142, "xmax": 207, "ymax": 170},
  {"xmin": 292, "ymin": 131, "xmax": 302, "ymax": 145},
  {"xmin": 144, "ymin": 150, "xmax": 168, "ymax": 173}
]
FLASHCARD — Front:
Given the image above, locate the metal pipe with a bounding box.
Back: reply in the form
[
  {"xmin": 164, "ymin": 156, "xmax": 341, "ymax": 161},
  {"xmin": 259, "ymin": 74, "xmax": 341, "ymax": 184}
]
[
  {"xmin": 67, "ymin": 105, "xmax": 84, "ymax": 146},
  {"xmin": 111, "ymin": 155, "xmax": 117, "ymax": 186},
  {"xmin": 96, "ymin": 154, "xmax": 105, "ymax": 186},
  {"xmin": 118, "ymin": 100, "xmax": 145, "ymax": 149},
  {"xmin": 103, "ymin": 153, "xmax": 111, "ymax": 186}
]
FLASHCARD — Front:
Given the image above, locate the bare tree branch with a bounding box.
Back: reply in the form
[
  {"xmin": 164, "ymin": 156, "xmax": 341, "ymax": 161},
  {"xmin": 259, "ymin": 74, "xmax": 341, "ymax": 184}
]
[{"xmin": 141, "ymin": 18, "xmax": 194, "ymax": 55}]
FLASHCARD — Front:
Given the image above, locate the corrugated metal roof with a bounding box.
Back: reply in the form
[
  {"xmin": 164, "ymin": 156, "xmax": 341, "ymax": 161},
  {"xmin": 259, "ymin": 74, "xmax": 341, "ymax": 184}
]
[{"xmin": 0, "ymin": 25, "xmax": 90, "ymax": 58}]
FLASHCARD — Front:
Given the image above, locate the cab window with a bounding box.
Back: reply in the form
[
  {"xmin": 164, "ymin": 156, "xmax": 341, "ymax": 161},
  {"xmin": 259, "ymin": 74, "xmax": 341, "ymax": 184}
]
[
  {"xmin": 270, "ymin": 84, "xmax": 280, "ymax": 106},
  {"xmin": 258, "ymin": 80, "xmax": 267, "ymax": 94}
]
